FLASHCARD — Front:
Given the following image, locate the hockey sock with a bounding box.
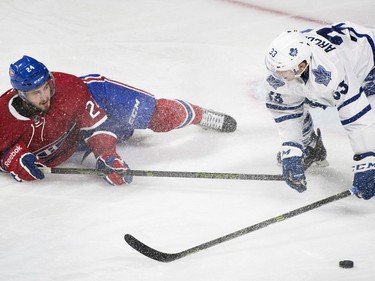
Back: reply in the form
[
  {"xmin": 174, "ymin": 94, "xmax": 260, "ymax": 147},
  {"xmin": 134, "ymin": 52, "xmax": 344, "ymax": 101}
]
[
  {"xmin": 147, "ymin": 99, "xmax": 203, "ymax": 132},
  {"xmin": 302, "ymin": 112, "xmax": 317, "ymax": 148}
]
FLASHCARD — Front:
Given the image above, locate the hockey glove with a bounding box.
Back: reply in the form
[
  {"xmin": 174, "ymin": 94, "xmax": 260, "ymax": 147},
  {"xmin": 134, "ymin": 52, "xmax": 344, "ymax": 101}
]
[
  {"xmin": 352, "ymin": 155, "xmax": 375, "ymax": 200},
  {"xmin": 280, "ymin": 143, "xmax": 307, "ymax": 193},
  {"xmin": 96, "ymin": 152, "xmax": 133, "ymax": 186},
  {"xmin": 1, "ymin": 142, "xmax": 45, "ymax": 182}
]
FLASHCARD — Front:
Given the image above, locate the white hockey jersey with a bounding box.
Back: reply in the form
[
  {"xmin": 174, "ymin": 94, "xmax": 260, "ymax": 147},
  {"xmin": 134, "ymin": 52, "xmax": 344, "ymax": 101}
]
[{"xmin": 265, "ymin": 21, "xmax": 375, "ymax": 155}]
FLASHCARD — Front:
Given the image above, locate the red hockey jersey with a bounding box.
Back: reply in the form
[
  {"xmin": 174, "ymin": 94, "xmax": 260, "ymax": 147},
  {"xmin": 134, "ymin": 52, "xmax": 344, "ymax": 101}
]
[{"xmin": 0, "ymin": 72, "xmax": 117, "ymax": 167}]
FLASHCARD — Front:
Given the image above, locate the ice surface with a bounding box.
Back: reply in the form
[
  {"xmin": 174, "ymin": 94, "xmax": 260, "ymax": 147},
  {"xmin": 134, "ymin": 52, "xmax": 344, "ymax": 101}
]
[{"xmin": 0, "ymin": 0, "xmax": 374, "ymax": 280}]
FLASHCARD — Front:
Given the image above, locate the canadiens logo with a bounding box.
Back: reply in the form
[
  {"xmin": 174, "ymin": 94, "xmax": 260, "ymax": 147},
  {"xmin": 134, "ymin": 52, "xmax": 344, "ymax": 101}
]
[{"xmin": 33, "ymin": 122, "xmax": 77, "ymax": 160}]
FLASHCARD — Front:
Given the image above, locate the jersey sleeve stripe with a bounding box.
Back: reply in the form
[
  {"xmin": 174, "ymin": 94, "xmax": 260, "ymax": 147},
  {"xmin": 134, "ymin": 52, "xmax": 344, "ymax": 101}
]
[
  {"xmin": 274, "ymin": 112, "xmax": 304, "ymax": 123},
  {"xmin": 84, "ymin": 130, "xmax": 118, "ymax": 142},
  {"xmin": 340, "ymin": 104, "xmax": 372, "ymax": 125},
  {"xmin": 337, "ymin": 89, "xmax": 363, "ymax": 111},
  {"xmin": 176, "ymin": 99, "xmax": 196, "ymax": 128},
  {"xmin": 348, "ymin": 27, "xmax": 375, "ymax": 65},
  {"xmin": 80, "ymin": 115, "xmax": 108, "ymax": 130},
  {"xmin": 266, "ymin": 101, "xmax": 304, "ymax": 111},
  {"xmin": 81, "ymin": 74, "xmax": 154, "ymax": 97}
]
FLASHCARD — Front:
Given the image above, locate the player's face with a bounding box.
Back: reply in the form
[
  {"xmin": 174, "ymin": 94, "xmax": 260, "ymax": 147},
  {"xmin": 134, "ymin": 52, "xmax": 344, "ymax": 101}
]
[
  {"xmin": 275, "ymin": 70, "xmax": 295, "ymax": 81},
  {"xmin": 25, "ymin": 80, "xmax": 53, "ymax": 112},
  {"xmin": 275, "ymin": 61, "xmax": 308, "ymax": 81}
]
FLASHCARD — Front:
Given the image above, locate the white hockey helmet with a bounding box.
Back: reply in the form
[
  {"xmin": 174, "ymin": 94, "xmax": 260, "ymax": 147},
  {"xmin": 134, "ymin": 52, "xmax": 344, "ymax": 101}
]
[{"xmin": 265, "ymin": 30, "xmax": 312, "ymax": 75}]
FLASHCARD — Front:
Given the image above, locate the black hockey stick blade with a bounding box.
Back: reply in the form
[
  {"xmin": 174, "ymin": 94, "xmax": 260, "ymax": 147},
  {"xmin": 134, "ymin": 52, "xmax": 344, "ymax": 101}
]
[
  {"xmin": 125, "ymin": 188, "xmax": 358, "ymax": 262},
  {"xmin": 125, "ymin": 234, "xmax": 184, "ymax": 262}
]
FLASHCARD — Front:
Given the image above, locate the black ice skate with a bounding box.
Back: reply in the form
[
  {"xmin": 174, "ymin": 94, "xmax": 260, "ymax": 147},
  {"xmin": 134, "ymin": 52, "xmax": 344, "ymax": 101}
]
[
  {"xmin": 199, "ymin": 109, "xmax": 237, "ymax": 133},
  {"xmin": 277, "ymin": 128, "xmax": 328, "ymax": 169},
  {"xmin": 303, "ymin": 128, "xmax": 328, "ymax": 169}
]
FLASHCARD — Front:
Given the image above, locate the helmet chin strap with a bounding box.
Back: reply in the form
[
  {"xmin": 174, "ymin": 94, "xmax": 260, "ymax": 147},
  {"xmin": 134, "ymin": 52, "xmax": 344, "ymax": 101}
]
[{"xmin": 294, "ymin": 62, "xmax": 309, "ymax": 78}]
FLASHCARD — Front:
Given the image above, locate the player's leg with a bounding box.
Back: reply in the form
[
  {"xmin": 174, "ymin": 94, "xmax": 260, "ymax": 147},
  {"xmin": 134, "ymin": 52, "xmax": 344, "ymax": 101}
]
[
  {"xmin": 82, "ymin": 75, "xmax": 236, "ymax": 134},
  {"xmin": 148, "ymin": 99, "xmax": 237, "ymax": 133},
  {"xmin": 301, "ymin": 111, "xmax": 328, "ymax": 169},
  {"xmin": 82, "ymin": 75, "xmax": 156, "ymax": 138},
  {"xmin": 147, "ymin": 99, "xmax": 201, "ymax": 132},
  {"xmin": 276, "ymin": 110, "xmax": 328, "ymax": 168}
]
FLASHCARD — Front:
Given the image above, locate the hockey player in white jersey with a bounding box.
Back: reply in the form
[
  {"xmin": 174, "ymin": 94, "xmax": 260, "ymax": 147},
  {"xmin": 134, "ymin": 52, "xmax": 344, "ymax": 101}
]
[{"xmin": 264, "ymin": 21, "xmax": 375, "ymax": 199}]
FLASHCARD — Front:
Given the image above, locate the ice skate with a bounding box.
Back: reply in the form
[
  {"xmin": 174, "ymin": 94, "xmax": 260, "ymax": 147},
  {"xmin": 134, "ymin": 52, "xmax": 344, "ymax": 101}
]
[
  {"xmin": 199, "ymin": 109, "xmax": 237, "ymax": 133},
  {"xmin": 303, "ymin": 128, "xmax": 328, "ymax": 169}
]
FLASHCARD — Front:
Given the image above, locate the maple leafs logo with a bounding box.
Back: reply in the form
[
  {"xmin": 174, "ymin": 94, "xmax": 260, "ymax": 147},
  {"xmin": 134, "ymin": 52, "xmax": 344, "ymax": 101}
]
[
  {"xmin": 266, "ymin": 75, "xmax": 285, "ymax": 90},
  {"xmin": 289, "ymin": 48, "xmax": 298, "ymax": 57},
  {"xmin": 312, "ymin": 65, "xmax": 331, "ymax": 86}
]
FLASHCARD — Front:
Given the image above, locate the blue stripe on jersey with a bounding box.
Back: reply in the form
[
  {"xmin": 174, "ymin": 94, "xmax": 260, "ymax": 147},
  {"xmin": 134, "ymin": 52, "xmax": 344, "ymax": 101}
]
[
  {"xmin": 353, "ymin": 152, "xmax": 375, "ymax": 161},
  {"xmin": 302, "ymin": 113, "xmax": 314, "ymax": 147},
  {"xmin": 274, "ymin": 112, "xmax": 304, "ymax": 123},
  {"xmin": 80, "ymin": 74, "xmax": 154, "ymax": 97},
  {"xmin": 302, "ymin": 112, "xmax": 313, "ymax": 134},
  {"xmin": 266, "ymin": 102, "xmax": 304, "ymax": 111},
  {"xmin": 176, "ymin": 99, "xmax": 195, "ymax": 128},
  {"xmin": 341, "ymin": 104, "xmax": 372, "ymax": 125},
  {"xmin": 337, "ymin": 88, "xmax": 363, "ymax": 111},
  {"xmin": 305, "ymin": 99, "xmax": 327, "ymax": 109},
  {"xmin": 80, "ymin": 73, "xmax": 101, "ymax": 79},
  {"xmin": 347, "ymin": 27, "xmax": 375, "ymax": 65}
]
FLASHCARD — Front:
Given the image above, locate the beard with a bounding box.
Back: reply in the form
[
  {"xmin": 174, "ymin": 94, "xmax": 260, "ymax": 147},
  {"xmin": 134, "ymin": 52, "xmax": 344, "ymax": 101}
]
[{"xmin": 36, "ymin": 99, "xmax": 51, "ymax": 112}]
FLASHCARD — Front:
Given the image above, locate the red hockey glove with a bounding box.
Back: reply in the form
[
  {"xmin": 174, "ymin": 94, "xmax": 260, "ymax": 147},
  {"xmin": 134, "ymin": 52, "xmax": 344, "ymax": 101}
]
[
  {"xmin": 96, "ymin": 152, "xmax": 133, "ymax": 186},
  {"xmin": 1, "ymin": 142, "xmax": 45, "ymax": 182}
]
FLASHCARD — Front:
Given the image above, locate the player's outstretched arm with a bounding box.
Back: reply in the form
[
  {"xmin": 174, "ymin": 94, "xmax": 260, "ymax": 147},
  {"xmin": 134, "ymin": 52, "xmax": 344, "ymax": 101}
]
[{"xmin": 0, "ymin": 142, "xmax": 45, "ymax": 182}]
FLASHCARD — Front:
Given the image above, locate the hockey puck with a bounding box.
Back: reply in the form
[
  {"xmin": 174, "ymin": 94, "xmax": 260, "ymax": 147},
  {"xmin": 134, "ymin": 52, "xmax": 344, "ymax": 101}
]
[{"xmin": 339, "ymin": 260, "xmax": 354, "ymax": 268}]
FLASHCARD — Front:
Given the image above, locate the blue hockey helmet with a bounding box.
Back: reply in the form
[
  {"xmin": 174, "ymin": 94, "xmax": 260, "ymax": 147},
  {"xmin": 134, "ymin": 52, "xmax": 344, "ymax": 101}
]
[{"xmin": 9, "ymin": 55, "xmax": 51, "ymax": 92}]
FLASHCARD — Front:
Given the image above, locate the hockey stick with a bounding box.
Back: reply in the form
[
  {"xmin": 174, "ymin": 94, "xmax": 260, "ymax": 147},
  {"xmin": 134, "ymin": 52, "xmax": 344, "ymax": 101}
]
[
  {"xmin": 42, "ymin": 167, "xmax": 283, "ymax": 181},
  {"xmin": 124, "ymin": 187, "xmax": 358, "ymax": 262}
]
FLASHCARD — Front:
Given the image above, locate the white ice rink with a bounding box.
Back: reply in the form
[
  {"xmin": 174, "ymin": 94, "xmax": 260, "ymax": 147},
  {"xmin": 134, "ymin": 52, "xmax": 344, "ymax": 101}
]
[{"xmin": 0, "ymin": 0, "xmax": 375, "ymax": 280}]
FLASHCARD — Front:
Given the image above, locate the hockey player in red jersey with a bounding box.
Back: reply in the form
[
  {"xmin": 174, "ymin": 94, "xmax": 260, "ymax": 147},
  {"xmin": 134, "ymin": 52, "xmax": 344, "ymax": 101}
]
[{"xmin": 0, "ymin": 55, "xmax": 237, "ymax": 186}]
